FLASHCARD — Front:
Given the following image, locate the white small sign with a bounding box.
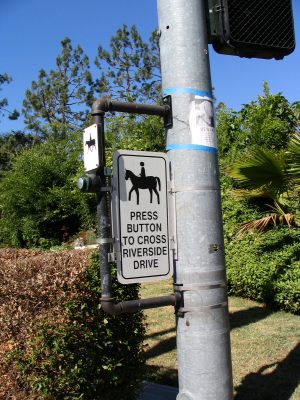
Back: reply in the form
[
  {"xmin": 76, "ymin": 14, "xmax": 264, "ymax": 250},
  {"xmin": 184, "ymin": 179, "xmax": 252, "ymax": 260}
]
[
  {"xmin": 189, "ymin": 95, "xmax": 217, "ymax": 149},
  {"xmin": 83, "ymin": 124, "xmax": 100, "ymax": 172},
  {"xmin": 112, "ymin": 150, "xmax": 173, "ymax": 284}
]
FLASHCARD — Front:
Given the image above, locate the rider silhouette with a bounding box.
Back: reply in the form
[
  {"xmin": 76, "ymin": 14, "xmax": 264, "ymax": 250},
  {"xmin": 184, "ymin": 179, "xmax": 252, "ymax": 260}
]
[
  {"xmin": 140, "ymin": 162, "xmax": 146, "ymax": 181},
  {"xmin": 125, "ymin": 163, "xmax": 161, "ymax": 205}
]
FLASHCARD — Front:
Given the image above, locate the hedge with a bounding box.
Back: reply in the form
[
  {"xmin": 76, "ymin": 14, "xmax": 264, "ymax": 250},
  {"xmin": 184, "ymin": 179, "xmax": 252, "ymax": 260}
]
[
  {"xmin": 220, "ymin": 180, "xmax": 300, "ymax": 315},
  {"xmin": 1, "ymin": 249, "xmax": 145, "ymax": 399},
  {"xmin": 223, "ymin": 195, "xmax": 300, "ymax": 315}
]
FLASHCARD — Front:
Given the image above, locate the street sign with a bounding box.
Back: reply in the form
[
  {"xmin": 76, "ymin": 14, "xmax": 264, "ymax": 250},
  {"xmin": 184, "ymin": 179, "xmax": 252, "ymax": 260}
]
[
  {"xmin": 112, "ymin": 150, "xmax": 173, "ymax": 284},
  {"xmin": 83, "ymin": 124, "xmax": 100, "ymax": 172}
]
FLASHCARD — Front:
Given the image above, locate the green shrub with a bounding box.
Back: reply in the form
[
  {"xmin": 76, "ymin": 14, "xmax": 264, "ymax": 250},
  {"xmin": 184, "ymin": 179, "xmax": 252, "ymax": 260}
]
[
  {"xmin": 15, "ymin": 252, "xmax": 146, "ymax": 399},
  {"xmin": 273, "ymin": 262, "xmax": 300, "ymax": 314},
  {"xmin": 0, "ymin": 139, "xmax": 95, "ymax": 248},
  {"xmin": 225, "ymin": 228, "xmax": 300, "ymax": 314},
  {"xmin": 221, "ymin": 183, "xmax": 300, "ymax": 314}
]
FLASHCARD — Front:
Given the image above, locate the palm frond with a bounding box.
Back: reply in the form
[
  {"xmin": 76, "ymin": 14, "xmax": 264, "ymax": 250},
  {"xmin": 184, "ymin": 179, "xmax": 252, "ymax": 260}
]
[
  {"xmin": 287, "ymin": 133, "xmax": 300, "ymax": 182},
  {"xmin": 269, "ymin": 202, "xmax": 294, "ymax": 228},
  {"xmin": 227, "ymin": 148, "xmax": 287, "ymax": 199},
  {"xmin": 237, "ymin": 202, "xmax": 297, "ymax": 238},
  {"xmin": 238, "ymin": 214, "xmax": 278, "ymax": 238}
]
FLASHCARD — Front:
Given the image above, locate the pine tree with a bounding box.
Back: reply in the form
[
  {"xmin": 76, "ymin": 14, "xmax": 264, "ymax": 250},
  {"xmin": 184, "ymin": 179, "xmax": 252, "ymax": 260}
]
[
  {"xmin": 0, "ymin": 73, "xmax": 19, "ymax": 121},
  {"xmin": 94, "ymin": 25, "xmax": 161, "ymax": 103},
  {"xmin": 23, "ymin": 38, "xmax": 93, "ymax": 140},
  {"xmin": 0, "ymin": 131, "xmax": 37, "ymax": 174}
]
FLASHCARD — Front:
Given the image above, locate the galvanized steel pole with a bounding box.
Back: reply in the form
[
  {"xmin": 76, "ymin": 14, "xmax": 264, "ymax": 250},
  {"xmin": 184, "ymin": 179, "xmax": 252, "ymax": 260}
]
[{"xmin": 156, "ymin": 1, "xmax": 233, "ymax": 399}]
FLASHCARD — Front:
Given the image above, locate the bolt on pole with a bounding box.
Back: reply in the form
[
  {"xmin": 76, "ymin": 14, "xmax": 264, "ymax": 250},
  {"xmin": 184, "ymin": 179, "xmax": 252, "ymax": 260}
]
[{"xmin": 156, "ymin": 0, "xmax": 233, "ymax": 399}]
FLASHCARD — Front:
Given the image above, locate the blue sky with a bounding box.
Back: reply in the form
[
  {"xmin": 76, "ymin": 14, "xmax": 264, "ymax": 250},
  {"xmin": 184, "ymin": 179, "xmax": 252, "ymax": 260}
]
[{"xmin": 1, "ymin": 0, "xmax": 299, "ymax": 134}]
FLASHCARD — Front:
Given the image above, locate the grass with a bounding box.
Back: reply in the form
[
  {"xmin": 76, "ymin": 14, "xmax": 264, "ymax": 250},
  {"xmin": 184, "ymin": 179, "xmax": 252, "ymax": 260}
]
[{"xmin": 141, "ymin": 279, "xmax": 300, "ymax": 400}]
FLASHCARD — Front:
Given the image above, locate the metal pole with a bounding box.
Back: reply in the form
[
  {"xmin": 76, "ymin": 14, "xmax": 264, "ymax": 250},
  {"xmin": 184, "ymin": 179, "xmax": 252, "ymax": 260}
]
[
  {"xmin": 90, "ymin": 112, "xmax": 113, "ymax": 301},
  {"xmin": 156, "ymin": 1, "xmax": 233, "ymax": 399}
]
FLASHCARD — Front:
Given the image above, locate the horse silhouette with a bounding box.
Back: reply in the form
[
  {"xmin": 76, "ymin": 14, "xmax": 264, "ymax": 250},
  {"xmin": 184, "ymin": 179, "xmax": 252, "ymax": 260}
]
[
  {"xmin": 85, "ymin": 133, "xmax": 96, "ymax": 152},
  {"xmin": 125, "ymin": 169, "xmax": 161, "ymax": 205}
]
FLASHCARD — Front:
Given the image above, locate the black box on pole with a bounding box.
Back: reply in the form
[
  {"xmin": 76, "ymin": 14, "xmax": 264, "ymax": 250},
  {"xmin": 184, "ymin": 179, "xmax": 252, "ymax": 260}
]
[{"xmin": 207, "ymin": 0, "xmax": 295, "ymax": 59}]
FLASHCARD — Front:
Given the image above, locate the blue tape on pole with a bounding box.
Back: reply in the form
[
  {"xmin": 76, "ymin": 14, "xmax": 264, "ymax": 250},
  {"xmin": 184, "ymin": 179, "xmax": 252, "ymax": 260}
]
[
  {"xmin": 166, "ymin": 144, "xmax": 218, "ymax": 153},
  {"xmin": 163, "ymin": 87, "xmax": 213, "ymax": 99}
]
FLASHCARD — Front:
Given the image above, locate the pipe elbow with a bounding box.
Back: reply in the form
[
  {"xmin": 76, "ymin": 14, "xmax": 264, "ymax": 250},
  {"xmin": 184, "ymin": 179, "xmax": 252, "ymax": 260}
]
[
  {"xmin": 100, "ymin": 297, "xmax": 123, "ymax": 316},
  {"xmin": 91, "ymin": 97, "xmax": 111, "ymax": 116}
]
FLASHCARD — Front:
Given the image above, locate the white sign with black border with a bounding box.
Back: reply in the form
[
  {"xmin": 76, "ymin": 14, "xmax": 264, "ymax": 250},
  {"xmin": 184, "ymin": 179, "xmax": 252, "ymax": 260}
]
[
  {"xmin": 111, "ymin": 150, "xmax": 173, "ymax": 284},
  {"xmin": 83, "ymin": 124, "xmax": 100, "ymax": 172}
]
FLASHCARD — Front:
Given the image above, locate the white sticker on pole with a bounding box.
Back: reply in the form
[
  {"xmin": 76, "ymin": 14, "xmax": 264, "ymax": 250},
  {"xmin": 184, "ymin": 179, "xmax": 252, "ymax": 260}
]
[{"xmin": 189, "ymin": 95, "xmax": 217, "ymax": 149}]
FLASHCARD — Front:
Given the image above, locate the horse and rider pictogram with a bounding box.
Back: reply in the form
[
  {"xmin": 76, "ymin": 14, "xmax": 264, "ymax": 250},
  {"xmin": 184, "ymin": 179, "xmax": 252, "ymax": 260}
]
[
  {"xmin": 125, "ymin": 162, "xmax": 161, "ymax": 205},
  {"xmin": 85, "ymin": 133, "xmax": 96, "ymax": 152}
]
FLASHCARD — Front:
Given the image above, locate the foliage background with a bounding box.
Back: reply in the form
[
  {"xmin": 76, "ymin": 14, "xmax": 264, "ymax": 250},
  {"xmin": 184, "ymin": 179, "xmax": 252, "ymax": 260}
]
[
  {"xmin": 0, "ymin": 138, "xmax": 95, "ymax": 248},
  {"xmin": 0, "ymin": 27, "xmax": 299, "ymax": 400},
  {"xmin": 222, "ymin": 191, "xmax": 300, "ymax": 314}
]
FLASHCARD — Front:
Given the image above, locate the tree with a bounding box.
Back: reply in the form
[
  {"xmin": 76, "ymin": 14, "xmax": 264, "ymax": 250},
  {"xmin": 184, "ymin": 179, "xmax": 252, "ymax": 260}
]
[
  {"xmin": 217, "ymin": 82, "xmax": 298, "ymax": 164},
  {"xmin": 23, "ymin": 38, "xmax": 93, "ymax": 140},
  {"xmin": 93, "ymin": 25, "xmax": 164, "ymax": 165},
  {"xmin": 0, "ymin": 131, "xmax": 37, "ymax": 174},
  {"xmin": 239, "ymin": 82, "xmax": 297, "ymax": 150},
  {"xmin": 291, "ymin": 100, "xmax": 300, "ymax": 133},
  {"xmin": 216, "ymin": 102, "xmax": 244, "ymax": 161},
  {"xmin": 217, "ymin": 85, "xmax": 300, "ymax": 235},
  {"xmin": 94, "ymin": 25, "xmax": 161, "ymax": 103},
  {"xmin": 0, "ymin": 139, "xmax": 94, "ymax": 248},
  {"xmin": 0, "ymin": 73, "xmax": 10, "ymax": 118},
  {"xmin": 0, "ymin": 73, "xmax": 19, "ymax": 121},
  {"xmin": 1, "ymin": 27, "xmax": 164, "ymax": 249},
  {"xmin": 104, "ymin": 114, "xmax": 165, "ymax": 167}
]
